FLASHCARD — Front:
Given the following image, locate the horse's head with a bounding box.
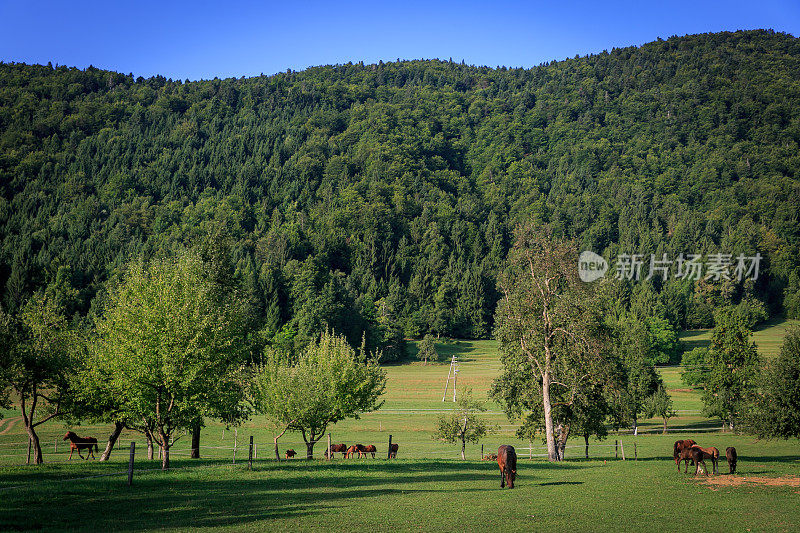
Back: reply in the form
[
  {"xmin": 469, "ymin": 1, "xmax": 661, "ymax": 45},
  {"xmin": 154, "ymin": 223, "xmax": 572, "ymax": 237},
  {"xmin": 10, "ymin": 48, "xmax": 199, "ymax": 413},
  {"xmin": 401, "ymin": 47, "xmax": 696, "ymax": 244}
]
[
  {"xmin": 63, "ymin": 431, "xmax": 74, "ymax": 441},
  {"xmin": 507, "ymin": 468, "xmax": 516, "ymax": 489}
]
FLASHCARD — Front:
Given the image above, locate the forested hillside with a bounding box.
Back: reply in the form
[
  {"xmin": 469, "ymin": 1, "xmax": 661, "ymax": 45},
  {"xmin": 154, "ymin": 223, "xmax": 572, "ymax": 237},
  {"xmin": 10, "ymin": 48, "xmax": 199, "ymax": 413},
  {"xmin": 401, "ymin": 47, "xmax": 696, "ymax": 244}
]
[{"xmin": 1, "ymin": 29, "xmax": 799, "ymax": 357}]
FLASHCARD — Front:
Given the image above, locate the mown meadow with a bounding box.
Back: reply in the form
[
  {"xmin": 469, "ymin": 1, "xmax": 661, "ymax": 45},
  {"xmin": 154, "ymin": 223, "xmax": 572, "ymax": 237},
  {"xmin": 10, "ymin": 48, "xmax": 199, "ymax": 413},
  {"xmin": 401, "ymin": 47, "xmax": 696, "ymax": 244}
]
[{"xmin": 1, "ymin": 320, "xmax": 798, "ymax": 531}]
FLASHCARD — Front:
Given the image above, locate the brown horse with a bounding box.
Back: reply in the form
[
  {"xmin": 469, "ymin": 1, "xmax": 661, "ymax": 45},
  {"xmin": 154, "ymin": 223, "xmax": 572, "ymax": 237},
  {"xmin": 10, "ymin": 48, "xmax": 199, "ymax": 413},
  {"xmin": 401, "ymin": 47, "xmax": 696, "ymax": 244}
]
[
  {"xmin": 726, "ymin": 447, "xmax": 737, "ymax": 474},
  {"xmin": 325, "ymin": 443, "xmax": 348, "ymax": 459},
  {"xmin": 345, "ymin": 444, "xmax": 361, "ymax": 459},
  {"xmin": 285, "ymin": 449, "xmax": 296, "ymax": 459},
  {"xmin": 388, "ymin": 443, "xmax": 399, "ymax": 459},
  {"xmin": 673, "ymin": 439, "xmax": 697, "ymax": 470},
  {"xmin": 497, "ymin": 445, "xmax": 517, "ymax": 489},
  {"xmin": 63, "ymin": 431, "xmax": 99, "ymax": 460},
  {"xmin": 685, "ymin": 445, "xmax": 719, "ymax": 476},
  {"xmin": 363, "ymin": 445, "xmax": 377, "ymax": 458}
]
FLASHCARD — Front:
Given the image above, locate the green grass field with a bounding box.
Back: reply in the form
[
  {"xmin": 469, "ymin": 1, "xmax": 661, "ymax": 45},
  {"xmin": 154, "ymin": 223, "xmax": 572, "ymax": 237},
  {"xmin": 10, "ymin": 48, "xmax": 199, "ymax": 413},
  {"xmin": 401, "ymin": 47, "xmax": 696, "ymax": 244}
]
[
  {"xmin": 678, "ymin": 318, "xmax": 800, "ymax": 359},
  {"xmin": 1, "ymin": 321, "xmax": 798, "ymax": 531}
]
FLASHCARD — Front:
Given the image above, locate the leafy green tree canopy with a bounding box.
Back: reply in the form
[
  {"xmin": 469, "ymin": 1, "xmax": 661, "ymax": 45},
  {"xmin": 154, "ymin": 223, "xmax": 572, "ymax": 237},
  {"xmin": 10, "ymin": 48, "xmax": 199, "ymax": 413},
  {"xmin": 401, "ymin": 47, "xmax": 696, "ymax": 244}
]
[
  {"xmin": 433, "ymin": 388, "xmax": 490, "ymax": 460},
  {"xmin": 251, "ymin": 329, "xmax": 386, "ymax": 459},
  {"xmin": 93, "ymin": 250, "xmax": 249, "ymax": 469},
  {"xmin": 746, "ymin": 328, "xmax": 800, "ymax": 439}
]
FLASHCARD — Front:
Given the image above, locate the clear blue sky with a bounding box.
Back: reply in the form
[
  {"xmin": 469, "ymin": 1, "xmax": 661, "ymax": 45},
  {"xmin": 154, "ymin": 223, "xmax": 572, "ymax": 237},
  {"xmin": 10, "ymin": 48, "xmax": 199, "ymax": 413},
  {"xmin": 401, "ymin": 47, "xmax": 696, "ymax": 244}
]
[{"xmin": 1, "ymin": 1, "xmax": 798, "ymax": 81}]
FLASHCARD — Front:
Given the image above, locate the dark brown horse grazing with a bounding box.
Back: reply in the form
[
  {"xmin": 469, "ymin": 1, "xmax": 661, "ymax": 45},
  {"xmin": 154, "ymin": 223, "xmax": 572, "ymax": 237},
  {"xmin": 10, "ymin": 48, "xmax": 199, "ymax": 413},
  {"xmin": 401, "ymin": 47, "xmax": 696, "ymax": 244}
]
[
  {"xmin": 726, "ymin": 447, "xmax": 737, "ymax": 474},
  {"xmin": 363, "ymin": 445, "xmax": 377, "ymax": 458},
  {"xmin": 687, "ymin": 445, "xmax": 719, "ymax": 476},
  {"xmin": 63, "ymin": 431, "xmax": 98, "ymax": 460},
  {"xmin": 325, "ymin": 443, "xmax": 348, "ymax": 459},
  {"xmin": 497, "ymin": 445, "xmax": 517, "ymax": 489},
  {"xmin": 673, "ymin": 439, "xmax": 697, "ymax": 470},
  {"xmin": 285, "ymin": 449, "xmax": 296, "ymax": 459},
  {"xmin": 389, "ymin": 443, "xmax": 399, "ymax": 459}
]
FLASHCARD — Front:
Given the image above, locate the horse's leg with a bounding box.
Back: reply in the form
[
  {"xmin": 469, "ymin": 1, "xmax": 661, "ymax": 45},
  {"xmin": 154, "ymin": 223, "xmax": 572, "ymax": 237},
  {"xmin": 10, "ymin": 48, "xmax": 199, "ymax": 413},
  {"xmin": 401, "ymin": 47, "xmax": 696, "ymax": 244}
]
[
  {"xmin": 500, "ymin": 469, "xmax": 505, "ymax": 488},
  {"xmin": 68, "ymin": 447, "xmax": 73, "ymax": 460}
]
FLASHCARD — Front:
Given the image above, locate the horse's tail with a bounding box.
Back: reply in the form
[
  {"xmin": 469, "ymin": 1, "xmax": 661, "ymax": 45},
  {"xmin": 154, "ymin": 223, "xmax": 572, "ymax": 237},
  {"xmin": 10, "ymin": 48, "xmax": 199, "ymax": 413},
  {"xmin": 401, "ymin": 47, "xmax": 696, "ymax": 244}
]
[{"xmin": 95, "ymin": 443, "xmax": 99, "ymax": 452}]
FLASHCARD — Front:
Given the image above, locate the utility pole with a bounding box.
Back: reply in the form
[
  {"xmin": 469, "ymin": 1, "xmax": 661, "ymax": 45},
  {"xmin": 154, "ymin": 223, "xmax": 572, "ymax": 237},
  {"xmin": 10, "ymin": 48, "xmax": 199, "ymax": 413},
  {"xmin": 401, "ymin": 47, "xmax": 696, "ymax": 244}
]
[{"xmin": 442, "ymin": 353, "xmax": 459, "ymax": 402}]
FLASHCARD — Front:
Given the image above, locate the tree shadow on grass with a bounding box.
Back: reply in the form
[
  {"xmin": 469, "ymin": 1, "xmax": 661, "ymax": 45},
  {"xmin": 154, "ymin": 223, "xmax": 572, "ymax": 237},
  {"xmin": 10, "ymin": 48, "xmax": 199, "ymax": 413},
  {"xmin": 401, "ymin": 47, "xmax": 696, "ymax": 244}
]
[
  {"xmin": 0, "ymin": 459, "xmax": 593, "ymax": 531},
  {"xmin": 738, "ymin": 455, "xmax": 800, "ymax": 464},
  {"xmin": 0, "ymin": 458, "xmax": 238, "ymax": 489}
]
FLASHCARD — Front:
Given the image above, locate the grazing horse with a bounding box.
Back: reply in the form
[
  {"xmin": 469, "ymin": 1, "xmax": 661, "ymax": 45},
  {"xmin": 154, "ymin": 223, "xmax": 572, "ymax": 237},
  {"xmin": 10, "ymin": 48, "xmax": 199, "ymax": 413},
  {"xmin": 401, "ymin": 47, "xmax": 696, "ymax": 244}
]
[
  {"xmin": 726, "ymin": 447, "xmax": 737, "ymax": 474},
  {"xmin": 673, "ymin": 439, "xmax": 697, "ymax": 470},
  {"xmin": 63, "ymin": 431, "xmax": 98, "ymax": 460},
  {"xmin": 685, "ymin": 445, "xmax": 719, "ymax": 476},
  {"xmin": 363, "ymin": 444, "xmax": 377, "ymax": 458},
  {"xmin": 388, "ymin": 443, "xmax": 399, "ymax": 459},
  {"xmin": 345, "ymin": 445, "xmax": 361, "ymax": 459},
  {"xmin": 497, "ymin": 445, "xmax": 517, "ymax": 489},
  {"xmin": 285, "ymin": 449, "xmax": 296, "ymax": 459},
  {"xmin": 325, "ymin": 443, "xmax": 348, "ymax": 459}
]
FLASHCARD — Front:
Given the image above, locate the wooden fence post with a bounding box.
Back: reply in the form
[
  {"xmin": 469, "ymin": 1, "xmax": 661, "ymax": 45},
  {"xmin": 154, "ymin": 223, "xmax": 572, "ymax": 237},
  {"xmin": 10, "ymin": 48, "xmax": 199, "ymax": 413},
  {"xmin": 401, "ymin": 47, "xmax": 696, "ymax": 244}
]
[
  {"xmin": 634, "ymin": 442, "xmax": 637, "ymax": 461},
  {"xmin": 387, "ymin": 434, "xmax": 393, "ymax": 459},
  {"xmin": 620, "ymin": 441, "xmax": 626, "ymax": 461},
  {"xmin": 481, "ymin": 444, "xmax": 484, "ymax": 459},
  {"xmin": 127, "ymin": 442, "xmax": 135, "ymax": 486},
  {"xmin": 233, "ymin": 429, "xmax": 237, "ymax": 464},
  {"xmin": 615, "ymin": 440, "xmax": 618, "ymax": 459},
  {"xmin": 248, "ymin": 436, "xmax": 253, "ymax": 470},
  {"xmin": 327, "ymin": 434, "xmax": 332, "ymax": 461}
]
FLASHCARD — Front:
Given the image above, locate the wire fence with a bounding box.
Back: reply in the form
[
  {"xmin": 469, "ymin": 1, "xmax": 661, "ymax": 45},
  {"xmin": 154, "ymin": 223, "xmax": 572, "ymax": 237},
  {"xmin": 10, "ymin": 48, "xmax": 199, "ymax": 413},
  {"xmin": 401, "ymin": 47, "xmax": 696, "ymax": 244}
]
[{"xmin": 0, "ymin": 433, "xmax": 651, "ymax": 467}]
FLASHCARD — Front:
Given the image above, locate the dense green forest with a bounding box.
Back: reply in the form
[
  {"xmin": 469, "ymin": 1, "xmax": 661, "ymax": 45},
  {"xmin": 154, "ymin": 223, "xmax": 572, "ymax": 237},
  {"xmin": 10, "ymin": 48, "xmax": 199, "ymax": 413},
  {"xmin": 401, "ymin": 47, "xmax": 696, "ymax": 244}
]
[{"xmin": 1, "ymin": 29, "xmax": 799, "ymax": 358}]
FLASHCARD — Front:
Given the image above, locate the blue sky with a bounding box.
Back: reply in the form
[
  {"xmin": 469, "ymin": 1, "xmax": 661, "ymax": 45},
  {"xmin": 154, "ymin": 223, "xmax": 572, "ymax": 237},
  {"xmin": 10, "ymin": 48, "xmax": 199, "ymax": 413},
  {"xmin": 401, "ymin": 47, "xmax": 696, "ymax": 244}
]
[{"xmin": 1, "ymin": 1, "xmax": 798, "ymax": 80}]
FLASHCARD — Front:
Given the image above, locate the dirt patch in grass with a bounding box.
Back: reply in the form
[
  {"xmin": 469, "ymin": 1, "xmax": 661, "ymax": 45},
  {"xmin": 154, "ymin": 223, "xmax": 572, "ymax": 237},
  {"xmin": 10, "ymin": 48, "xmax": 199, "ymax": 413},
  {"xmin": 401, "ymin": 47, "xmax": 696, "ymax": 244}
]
[
  {"xmin": 668, "ymin": 388, "xmax": 695, "ymax": 393},
  {"xmin": 703, "ymin": 476, "xmax": 800, "ymax": 488}
]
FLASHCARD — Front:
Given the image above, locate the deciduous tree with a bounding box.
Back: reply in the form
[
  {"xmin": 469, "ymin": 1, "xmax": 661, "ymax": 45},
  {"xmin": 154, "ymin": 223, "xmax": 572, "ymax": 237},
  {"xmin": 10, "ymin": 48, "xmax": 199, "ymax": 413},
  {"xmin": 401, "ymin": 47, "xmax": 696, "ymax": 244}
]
[
  {"xmin": 416, "ymin": 334, "xmax": 438, "ymax": 364},
  {"xmin": 0, "ymin": 294, "xmax": 76, "ymax": 464},
  {"xmin": 644, "ymin": 383, "xmax": 677, "ymax": 434},
  {"xmin": 252, "ymin": 330, "xmax": 386, "ymax": 459},
  {"xmin": 746, "ymin": 328, "xmax": 800, "ymax": 439},
  {"xmin": 433, "ymin": 389, "xmax": 490, "ymax": 460},
  {"xmin": 493, "ymin": 225, "xmax": 608, "ymax": 461},
  {"xmin": 93, "ymin": 251, "xmax": 249, "ymax": 470}
]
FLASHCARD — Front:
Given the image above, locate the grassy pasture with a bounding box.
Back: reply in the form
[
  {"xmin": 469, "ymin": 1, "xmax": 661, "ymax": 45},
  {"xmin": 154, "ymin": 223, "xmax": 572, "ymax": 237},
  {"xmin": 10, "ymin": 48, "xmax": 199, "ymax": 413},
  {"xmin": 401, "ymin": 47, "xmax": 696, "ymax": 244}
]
[
  {"xmin": 1, "ymin": 437, "xmax": 799, "ymax": 532},
  {"xmin": 1, "ymin": 320, "xmax": 798, "ymax": 531},
  {"xmin": 677, "ymin": 318, "xmax": 800, "ymax": 359}
]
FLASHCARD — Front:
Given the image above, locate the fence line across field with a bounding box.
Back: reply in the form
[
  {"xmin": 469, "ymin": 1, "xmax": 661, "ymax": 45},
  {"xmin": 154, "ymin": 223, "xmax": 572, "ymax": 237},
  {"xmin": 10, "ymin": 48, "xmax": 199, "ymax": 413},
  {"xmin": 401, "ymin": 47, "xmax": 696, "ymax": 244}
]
[
  {"xmin": 0, "ymin": 432, "xmax": 689, "ymax": 485},
  {"xmin": 0, "ymin": 422, "xmax": 734, "ymax": 468},
  {"xmin": 0, "ymin": 441, "xmax": 630, "ymax": 467}
]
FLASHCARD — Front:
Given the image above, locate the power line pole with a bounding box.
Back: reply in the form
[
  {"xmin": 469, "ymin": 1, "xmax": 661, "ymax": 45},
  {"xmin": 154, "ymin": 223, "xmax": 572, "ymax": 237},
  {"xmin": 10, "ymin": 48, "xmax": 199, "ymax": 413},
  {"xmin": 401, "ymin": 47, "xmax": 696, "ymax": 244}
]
[{"xmin": 442, "ymin": 353, "xmax": 459, "ymax": 402}]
